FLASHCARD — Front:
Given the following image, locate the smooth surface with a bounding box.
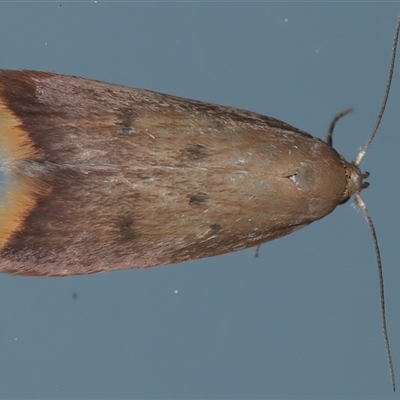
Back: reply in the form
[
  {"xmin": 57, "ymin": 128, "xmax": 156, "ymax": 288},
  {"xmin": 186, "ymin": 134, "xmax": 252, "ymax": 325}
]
[{"xmin": 0, "ymin": 3, "xmax": 399, "ymax": 399}]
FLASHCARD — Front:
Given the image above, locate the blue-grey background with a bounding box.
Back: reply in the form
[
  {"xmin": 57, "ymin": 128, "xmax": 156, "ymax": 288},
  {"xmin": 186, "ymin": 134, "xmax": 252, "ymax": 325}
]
[{"xmin": 0, "ymin": 2, "xmax": 399, "ymax": 399}]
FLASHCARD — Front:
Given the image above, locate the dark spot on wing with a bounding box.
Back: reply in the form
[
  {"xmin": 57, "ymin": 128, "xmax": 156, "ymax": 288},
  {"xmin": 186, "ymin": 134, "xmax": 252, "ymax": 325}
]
[
  {"xmin": 185, "ymin": 144, "xmax": 209, "ymax": 161},
  {"xmin": 187, "ymin": 192, "xmax": 209, "ymax": 207},
  {"xmin": 209, "ymin": 223, "xmax": 222, "ymax": 232},
  {"xmin": 117, "ymin": 108, "xmax": 136, "ymax": 135},
  {"xmin": 116, "ymin": 215, "xmax": 137, "ymax": 241}
]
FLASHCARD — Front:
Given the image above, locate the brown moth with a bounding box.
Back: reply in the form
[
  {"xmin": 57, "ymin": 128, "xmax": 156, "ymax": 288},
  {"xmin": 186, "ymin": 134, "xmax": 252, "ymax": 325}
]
[
  {"xmin": 0, "ymin": 14, "xmax": 398, "ymax": 392},
  {"xmin": 0, "ymin": 69, "xmax": 366, "ymax": 276}
]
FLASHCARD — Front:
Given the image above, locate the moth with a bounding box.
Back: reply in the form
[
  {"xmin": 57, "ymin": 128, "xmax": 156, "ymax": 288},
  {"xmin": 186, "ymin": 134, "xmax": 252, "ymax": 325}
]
[
  {"xmin": 0, "ymin": 14, "xmax": 398, "ymax": 392},
  {"xmin": 0, "ymin": 69, "xmax": 368, "ymax": 276}
]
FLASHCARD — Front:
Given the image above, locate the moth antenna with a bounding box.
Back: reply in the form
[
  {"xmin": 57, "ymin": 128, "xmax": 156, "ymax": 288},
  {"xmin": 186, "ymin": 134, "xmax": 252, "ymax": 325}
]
[
  {"xmin": 355, "ymin": 12, "xmax": 400, "ymax": 166},
  {"xmin": 324, "ymin": 107, "xmax": 353, "ymax": 146},
  {"xmin": 352, "ymin": 13, "xmax": 400, "ymax": 391},
  {"xmin": 355, "ymin": 194, "xmax": 396, "ymax": 392},
  {"xmin": 327, "ymin": 13, "xmax": 399, "ymax": 391}
]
